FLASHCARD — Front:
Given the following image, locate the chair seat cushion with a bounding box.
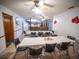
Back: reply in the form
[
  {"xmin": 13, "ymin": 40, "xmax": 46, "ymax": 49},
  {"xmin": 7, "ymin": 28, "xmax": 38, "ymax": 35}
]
[
  {"xmin": 45, "ymin": 49, "xmax": 54, "ymax": 53},
  {"xmin": 67, "ymin": 36, "xmax": 76, "ymax": 40},
  {"xmin": 60, "ymin": 47, "xmax": 68, "ymax": 50}
]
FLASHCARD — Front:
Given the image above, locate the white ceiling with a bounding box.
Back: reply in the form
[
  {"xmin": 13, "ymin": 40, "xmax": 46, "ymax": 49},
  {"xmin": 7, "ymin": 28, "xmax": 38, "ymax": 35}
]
[{"xmin": 0, "ymin": 0, "xmax": 79, "ymax": 19}]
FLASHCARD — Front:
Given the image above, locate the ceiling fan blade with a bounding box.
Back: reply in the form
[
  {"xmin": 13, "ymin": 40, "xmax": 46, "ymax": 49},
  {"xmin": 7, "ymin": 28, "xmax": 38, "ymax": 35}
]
[
  {"xmin": 25, "ymin": 0, "xmax": 39, "ymax": 10},
  {"xmin": 44, "ymin": 3, "xmax": 54, "ymax": 7}
]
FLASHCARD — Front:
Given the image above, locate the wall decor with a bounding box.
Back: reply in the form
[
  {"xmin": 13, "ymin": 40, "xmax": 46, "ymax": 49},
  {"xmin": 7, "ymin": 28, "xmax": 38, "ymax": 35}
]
[
  {"xmin": 15, "ymin": 17, "xmax": 20, "ymax": 25},
  {"xmin": 72, "ymin": 16, "xmax": 79, "ymax": 24},
  {"xmin": 54, "ymin": 20, "xmax": 57, "ymax": 24}
]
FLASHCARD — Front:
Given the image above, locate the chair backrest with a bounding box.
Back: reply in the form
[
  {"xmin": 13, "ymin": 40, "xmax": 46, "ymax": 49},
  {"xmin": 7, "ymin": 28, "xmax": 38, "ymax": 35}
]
[
  {"xmin": 67, "ymin": 36, "xmax": 76, "ymax": 40},
  {"xmin": 45, "ymin": 44, "xmax": 56, "ymax": 52},
  {"xmin": 51, "ymin": 30, "xmax": 54, "ymax": 33},
  {"xmin": 45, "ymin": 32, "xmax": 50, "ymax": 36},
  {"xmin": 31, "ymin": 32, "xmax": 36, "ymax": 35},
  {"xmin": 23, "ymin": 31, "xmax": 26, "ymax": 34},
  {"xmin": 14, "ymin": 38, "xmax": 20, "ymax": 47},
  {"xmin": 45, "ymin": 32, "xmax": 50, "ymax": 34},
  {"xmin": 60, "ymin": 42, "xmax": 70, "ymax": 50},
  {"xmin": 29, "ymin": 47, "xmax": 43, "ymax": 56},
  {"xmin": 38, "ymin": 32, "xmax": 43, "ymax": 36},
  {"xmin": 30, "ymin": 32, "xmax": 37, "ymax": 37}
]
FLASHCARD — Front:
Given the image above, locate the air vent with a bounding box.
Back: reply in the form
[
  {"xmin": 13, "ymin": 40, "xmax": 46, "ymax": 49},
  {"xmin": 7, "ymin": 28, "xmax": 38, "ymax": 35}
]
[{"xmin": 68, "ymin": 6, "xmax": 75, "ymax": 9}]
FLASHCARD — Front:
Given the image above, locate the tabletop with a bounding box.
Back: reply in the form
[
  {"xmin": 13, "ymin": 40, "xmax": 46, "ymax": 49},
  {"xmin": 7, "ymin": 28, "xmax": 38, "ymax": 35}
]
[{"xmin": 18, "ymin": 36, "xmax": 75, "ymax": 47}]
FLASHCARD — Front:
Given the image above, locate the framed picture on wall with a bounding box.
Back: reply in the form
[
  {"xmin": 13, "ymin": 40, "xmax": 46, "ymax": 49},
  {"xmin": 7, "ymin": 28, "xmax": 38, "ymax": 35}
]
[
  {"xmin": 15, "ymin": 17, "xmax": 19, "ymax": 25},
  {"xmin": 72, "ymin": 16, "xmax": 79, "ymax": 24}
]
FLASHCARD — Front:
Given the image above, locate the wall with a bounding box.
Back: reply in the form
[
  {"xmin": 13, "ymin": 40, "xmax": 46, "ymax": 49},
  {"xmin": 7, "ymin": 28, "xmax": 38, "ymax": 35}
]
[
  {"xmin": 0, "ymin": 5, "xmax": 26, "ymax": 38},
  {"xmin": 22, "ymin": 19, "xmax": 29, "ymax": 32},
  {"xmin": 0, "ymin": 12, "xmax": 6, "ymax": 53},
  {"xmin": 53, "ymin": 7, "xmax": 79, "ymax": 40},
  {"xmin": 0, "ymin": 5, "xmax": 28, "ymax": 53}
]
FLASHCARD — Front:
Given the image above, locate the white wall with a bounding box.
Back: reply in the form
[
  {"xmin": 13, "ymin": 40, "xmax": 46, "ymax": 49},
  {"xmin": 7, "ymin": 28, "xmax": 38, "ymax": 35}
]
[
  {"xmin": 0, "ymin": 5, "xmax": 24, "ymax": 39},
  {"xmin": 0, "ymin": 5, "xmax": 28, "ymax": 53},
  {"xmin": 0, "ymin": 5, "xmax": 29, "ymax": 38},
  {"xmin": 0, "ymin": 37, "xmax": 6, "ymax": 54},
  {"xmin": 0, "ymin": 12, "xmax": 4, "ymax": 36},
  {"xmin": 0, "ymin": 12, "xmax": 6, "ymax": 54},
  {"xmin": 22, "ymin": 19, "xmax": 29, "ymax": 32},
  {"xmin": 53, "ymin": 7, "xmax": 79, "ymax": 40}
]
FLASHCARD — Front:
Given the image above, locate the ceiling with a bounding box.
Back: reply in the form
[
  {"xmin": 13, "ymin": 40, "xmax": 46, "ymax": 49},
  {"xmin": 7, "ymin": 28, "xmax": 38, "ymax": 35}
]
[{"xmin": 0, "ymin": 0, "xmax": 79, "ymax": 19}]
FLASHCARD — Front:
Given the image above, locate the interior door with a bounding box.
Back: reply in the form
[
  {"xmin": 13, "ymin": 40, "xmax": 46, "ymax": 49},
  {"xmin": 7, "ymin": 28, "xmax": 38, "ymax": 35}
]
[{"xmin": 3, "ymin": 13, "xmax": 14, "ymax": 41}]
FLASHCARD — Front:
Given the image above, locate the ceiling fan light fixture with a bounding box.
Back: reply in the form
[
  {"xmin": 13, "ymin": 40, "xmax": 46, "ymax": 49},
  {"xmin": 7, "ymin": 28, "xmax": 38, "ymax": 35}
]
[
  {"xmin": 34, "ymin": 0, "xmax": 39, "ymax": 7},
  {"xmin": 38, "ymin": 0, "xmax": 44, "ymax": 6},
  {"xmin": 34, "ymin": 0, "xmax": 39, "ymax": 4},
  {"xmin": 32, "ymin": 7, "xmax": 42, "ymax": 15}
]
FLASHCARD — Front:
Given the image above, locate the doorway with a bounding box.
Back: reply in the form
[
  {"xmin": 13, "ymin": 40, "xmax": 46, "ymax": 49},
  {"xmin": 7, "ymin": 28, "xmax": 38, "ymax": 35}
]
[{"xmin": 2, "ymin": 13, "xmax": 14, "ymax": 47}]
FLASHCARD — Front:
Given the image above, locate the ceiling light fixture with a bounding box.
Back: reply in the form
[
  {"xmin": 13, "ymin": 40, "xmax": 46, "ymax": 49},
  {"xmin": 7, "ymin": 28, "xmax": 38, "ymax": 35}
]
[
  {"xmin": 38, "ymin": 0, "xmax": 44, "ymax": 6},
  {"xmin": 34, "ymin": 0, "xmax": 39, "ymax": 7},
  {"xmin": 32, "ymin": 7, "xmax": 42, "ymax": 15}
]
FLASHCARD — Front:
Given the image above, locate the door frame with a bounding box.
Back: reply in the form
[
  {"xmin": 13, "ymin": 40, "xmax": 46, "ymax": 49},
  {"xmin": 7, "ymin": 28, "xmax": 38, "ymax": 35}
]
[{"xmin": 2, "ymin": 12, "xmax": 14, "ymax": 41}]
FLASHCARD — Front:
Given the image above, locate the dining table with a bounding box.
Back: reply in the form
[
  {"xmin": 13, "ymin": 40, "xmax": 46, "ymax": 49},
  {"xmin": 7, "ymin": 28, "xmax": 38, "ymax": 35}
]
[{"xmin": 18, "ymin": 36, "xmax": 75, "ymax": 47}]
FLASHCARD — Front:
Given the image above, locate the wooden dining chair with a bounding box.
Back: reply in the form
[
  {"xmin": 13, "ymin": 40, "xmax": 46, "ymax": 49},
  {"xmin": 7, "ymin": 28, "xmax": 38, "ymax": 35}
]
[{"xmin": 13, "ymin": 38, "xmax": 27, "ymax": 59}]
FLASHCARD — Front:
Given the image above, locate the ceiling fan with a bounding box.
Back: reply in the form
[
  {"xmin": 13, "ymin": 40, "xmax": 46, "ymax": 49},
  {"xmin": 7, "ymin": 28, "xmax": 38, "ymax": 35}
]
[{"xmin": 25, "ymin": 0, "xmax": 54, "ymax": 8}]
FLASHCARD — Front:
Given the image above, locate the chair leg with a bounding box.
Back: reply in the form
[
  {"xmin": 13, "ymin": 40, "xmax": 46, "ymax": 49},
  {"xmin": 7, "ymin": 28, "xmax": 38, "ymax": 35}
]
[
  {"xmin": 73, "ymin": 44, "xmax": 75, "ymax": 53},
  {"xmin": 24, "ymin": 51, "xmax": 27, "ymax": 59},
  {"xmin": 59, "ymin": 50, "xmax": 62, "ymax": 59},
  {"xmin": 54, "ymin": 52, "xmax": 56, "ymax": 59},
  {"xmin": 40, "ymin": 55, "xmax": 42, "ymax": 59},
  {"xmin": 25, "ymin": 50, "xmax": 29, "ymax": 59},
  {"xmin": 66, "ymin": 50, "xmax": 70, "ymax": 59},
  {"xmin": 13, "ymin": 51, "xmax": 17, "ymax": 59},
  {"xmin": 50, "ymin": 52, "xmax": 54, "ymax": 59},
  {"xmin": 27, "ymin": 51, "xmax": 29, "ymax": 59}
]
